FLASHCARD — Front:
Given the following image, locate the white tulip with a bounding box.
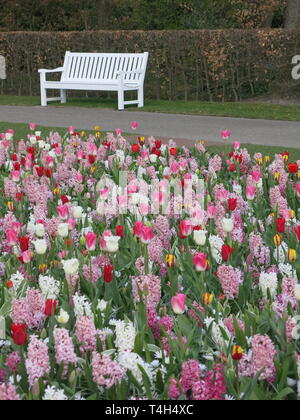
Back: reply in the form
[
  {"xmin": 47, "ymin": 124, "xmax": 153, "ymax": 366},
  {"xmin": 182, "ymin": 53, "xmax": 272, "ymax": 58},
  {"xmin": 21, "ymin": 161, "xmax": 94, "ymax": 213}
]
[
  {"xmin": 72, "ymin": 206, "xmax": 83, "ymax": 219},
  {"xmin": 35, "ymin": 223, "xmax": 45, "ymax": 238},
  {"xmin": 57, "ymin": 309, "xmax": 70, "ymax": 325},
  {"xmin": 57, "ymin": 223, "xmax": 69, "ymax": 238},
  {"xmin": 295, "ymin": 284, "xmax": 300, "ymax": 301},
  {"xmin": 222, "ymin": 217, "xmax": 234, "ymax": 233},
  {"xmin": 149, "ymin": 154, "xmax": 158, "ymax": 163},
  {"xmin": 193, "ymin": 230, "xmax": 207, "ymax": 246},
  {"xmin": 29, "ymin": 136, "xmax": 37, "ymax": 145},
  {"xmin": 34, "ymin": 239, "xmax": 47, "ymax": 255},
  {"xmin": 106, "ymin": 236, "xmax": 120, "ymax": 253},
  {"xmin": 62, "ymin": 259, "xmax": 79, "ymax": 276}
]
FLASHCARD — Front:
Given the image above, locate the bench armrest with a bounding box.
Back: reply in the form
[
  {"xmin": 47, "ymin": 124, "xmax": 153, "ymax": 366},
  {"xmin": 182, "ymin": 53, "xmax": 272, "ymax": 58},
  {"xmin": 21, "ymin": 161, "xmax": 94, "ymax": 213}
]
[
  {"xmin": 38, "ymin": 67, "xmax": 64, "ymax": 74},
  {"xmin": 117, "ymin": 69, "xmax": 144, "ymax": 85}
]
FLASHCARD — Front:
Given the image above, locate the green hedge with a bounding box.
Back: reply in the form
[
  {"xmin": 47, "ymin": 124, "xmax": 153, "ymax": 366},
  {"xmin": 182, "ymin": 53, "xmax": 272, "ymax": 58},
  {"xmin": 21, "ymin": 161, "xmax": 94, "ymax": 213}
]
[{"xmin": 0, "ymin": 30, "xmax": 299, "ymax": 101}]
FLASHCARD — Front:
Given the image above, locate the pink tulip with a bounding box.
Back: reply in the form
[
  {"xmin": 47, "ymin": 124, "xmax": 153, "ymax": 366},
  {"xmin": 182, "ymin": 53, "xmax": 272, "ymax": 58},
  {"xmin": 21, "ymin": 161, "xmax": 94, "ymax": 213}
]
[
  {"xmin": 233, "ymin": 142, "xmax": 240, "ymax": 150},
  {"xmin": 116, "ymin": 128, "xmax": 122, "ymax": 136},
  {"xmin": 74, "ymin": 172, "xmax": 83, "ymax": 183},
  {"xmin": 246, "ymin": 186, "xmax": 256, "ymax": 201},
  {"xmin": 22, "ymin": 250, "xmax": 32, "ymax": 264},
  {"xmin": 170, "ymin": 161, "xmax": 179, "ymax": 174},
  {"xmin": 251, "ymin": 171, "xmax": 261, "ymax": 183},
  {"xmin": 7, "ymin": 129, "xmax": 14, "ymax": 135},
  {"xmin": 57, "ymin": 205, "xmax": 69, "ymax": 220},
  {"xmin": 141, "ymin": 151, "xmax": 149, "ymax": 160},
  {"xmin": 46, "ymin": 156, "xmax": 55, "ymax": 167},
  {"xmin": 171, "ymin": 294, "xmax": 187, "ymax": 314},
  {"xmin": 140, "ymin": 226, "xmax": 155, "ymax": 244},
  {"xmin": 29, "ymin": 123, "xmax": 37, "ymax": 131},
  {"xmin": 193, "ymin": 252, "xmax": 208, "ymax": 272},
  {"xmin": 295, "ymin": 183, "xmax": 300, "ymax": 198},
  {"xmin": 11, "ymin": 171, "xmax": 20, "ymax": 182},
  {"xmin": 100, "ymin": 188, "xmax": 110, "ymax": 200},
  {"xmin": 221, "ymin": 130, "xmax": 231, "ymax": 140},
  {"xmin": 1, "ymin": 140, "xmax": 9, "ymax": 148},
  {"xmin": 68, "ymin": 126, "xmax": 75, "ymax": 134},
  {"xmin": 133, "ymin": 221, "xmax": 144, "ymax": 238},
  {"xmin": 67, "ymin": 218, "xmax": 76, "ymax": 230},
  {"xmin": 117, "ymin": 195, "xmax": 128, "ymax": 207},
  {"xmin": 179, "ymin": 220, "xmax": 193, "ymax": 238},
  {"xmin": 85, "ymin": 232, "xmax": 97, "ymax": 251},
  {"xmin": 140, "ymin": 203, "xmax": 150, "ymax": 216},
  {"xmin": 207, "ymin": 205, "xmax": 217, "ymax": 219},
  {"xmin": 77, "ymin": 151, "xmax": 85, "ymax": 161},
  {"xmin": 100, "ymin": 231, "xmax": 113, "ymax": 250},
  {"xmin": 0, "ymin": 133, "xmax": 5, "ymax": 140},
  {"xmin": 131, "ymin": 121, "xmax": 138, "ymax": 130},
  {"xmin": 6, "ymin": 229, "xmax": 18, "ymax": 246}
]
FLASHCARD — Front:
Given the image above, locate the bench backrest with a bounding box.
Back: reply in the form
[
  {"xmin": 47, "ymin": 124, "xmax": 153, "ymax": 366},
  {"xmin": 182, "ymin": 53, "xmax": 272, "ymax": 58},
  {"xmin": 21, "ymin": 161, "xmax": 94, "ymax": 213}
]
[{"xmin": 61, "ymin": 52, "xmax": 148, "ymax": 83}]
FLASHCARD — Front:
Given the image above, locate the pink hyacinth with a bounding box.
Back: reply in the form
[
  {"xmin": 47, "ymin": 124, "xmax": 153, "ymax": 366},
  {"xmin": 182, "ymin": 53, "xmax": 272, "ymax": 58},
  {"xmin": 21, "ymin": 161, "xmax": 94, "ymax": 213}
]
[
  {"xmin": 0, "ymin": 383, "xmax": 20, "ymax": 401},
  {"xmin": 251, "ymin": 335, "xmax": 276, "ymax": 381},
  {"xmin": 217, "ymin": 265, "xmax": 243, "ymax": 300},
  {"xmin": 192, "ymin": 364, "xmax": 226, "ymax": 401},
  {"xmin": 25, "ymin": 336, "xmax": 50, "ymax": 387},
  {"xmin": 53, "ymin": 328, "xmax": 77, "ymax": 375},
  {"xmin": 92, "ymin": 352, "xmax": 125, "ymax": 388},
  {"xmin": 132, "ymin": 274, "xmax": 161, "ymax": 312},
  {"xmin": 6, "ymin": 352, "xmax": 21, "ymax": 373},
  {"xmin": 180, "ymin": 360, "xmax": 202, "ymax": 393},
  {"xmin": 169, "ymin": 378, "xmax": 180, "ymax": 399}
]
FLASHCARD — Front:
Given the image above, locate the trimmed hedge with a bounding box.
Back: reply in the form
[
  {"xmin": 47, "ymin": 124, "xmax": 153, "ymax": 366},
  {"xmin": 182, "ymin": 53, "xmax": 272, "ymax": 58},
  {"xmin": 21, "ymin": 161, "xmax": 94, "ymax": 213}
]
[{"xmin": 0, "ymin": 30, "xmax": 299, "ymax": 101}]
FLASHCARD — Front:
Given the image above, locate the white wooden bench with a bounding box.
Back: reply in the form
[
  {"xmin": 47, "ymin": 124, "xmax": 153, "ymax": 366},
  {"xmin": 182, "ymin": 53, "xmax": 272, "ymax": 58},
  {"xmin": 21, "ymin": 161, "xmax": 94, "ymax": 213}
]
[{"xmin": 38, "ymin": 51, "xmax": 149, "ymax": 110}]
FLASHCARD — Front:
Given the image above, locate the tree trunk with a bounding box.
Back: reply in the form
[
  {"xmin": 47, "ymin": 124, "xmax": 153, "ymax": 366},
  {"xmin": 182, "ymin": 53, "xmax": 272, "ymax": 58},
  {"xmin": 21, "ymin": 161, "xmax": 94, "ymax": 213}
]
[{"xmin": 285, "ymin": 0, "xmax": 300, "ymax": 28}]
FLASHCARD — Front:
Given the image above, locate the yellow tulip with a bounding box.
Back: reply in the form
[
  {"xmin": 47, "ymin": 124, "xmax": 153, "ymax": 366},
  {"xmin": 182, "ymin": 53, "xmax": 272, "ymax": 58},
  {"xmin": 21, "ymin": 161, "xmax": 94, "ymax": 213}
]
[
  {"xmin": 274, "ymin": 234, "xmax": 282, "ymax": 246},
  {"xmin": 288, "ymin": 249, "xmax": 297, "ymax": 262},
  {"xmin": 166, "ymin": 254, "xmax": 176, "ymax": 268},
  {"xmin": 202, "ymin": 293, "xmax": 214, "ymax": 305}
]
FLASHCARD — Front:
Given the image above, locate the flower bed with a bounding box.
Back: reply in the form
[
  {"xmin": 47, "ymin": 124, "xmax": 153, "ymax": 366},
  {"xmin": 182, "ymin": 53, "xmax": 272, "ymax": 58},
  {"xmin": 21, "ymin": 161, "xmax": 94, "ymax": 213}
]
[{"xmin": 0, "ymin": 125, "xmax": 300, "ymax": 401}]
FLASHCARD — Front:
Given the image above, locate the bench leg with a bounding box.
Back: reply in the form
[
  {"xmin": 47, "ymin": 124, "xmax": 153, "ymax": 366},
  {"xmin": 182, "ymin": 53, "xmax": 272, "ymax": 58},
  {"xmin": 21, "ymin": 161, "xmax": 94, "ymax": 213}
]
[
  {"xmin": 40, "ymin": 86, "xmax": 47, "ymax": 107},
  {"xmin": 60, "ymin": 90, "xmax": 67, "ymax": 104},
  {"xmin": 118, "ymin": 89, "xmax": 125, "ymax": 111},
  {"xmin": 138, "ymin": 87, "xmax": 144, "ymax": 108}
]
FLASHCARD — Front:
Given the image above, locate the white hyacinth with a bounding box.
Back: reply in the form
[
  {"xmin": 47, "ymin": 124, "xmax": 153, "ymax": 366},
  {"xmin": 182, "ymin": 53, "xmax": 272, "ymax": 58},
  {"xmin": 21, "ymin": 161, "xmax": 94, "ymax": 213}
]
[
  {"xmin": 39, "ymin": 275, "xmax": 60, "ymax": 300},
  {"xmin": 43, "ymin": 385, "xmax": 68, "ymax": 401},
  {"xmin": 110, "ymin": 319, "xmax": 136, "ymax": 353},
  {"xmin": 73, "ymin": 293, "xmax": 93, "ymax": 319},
  {"xmin": 118, "ymin": 352, "xmax": 153, "ymax": 386},
  {"xmin": 10, "ymin": 271, "xmax": 25, "ymax": 292},
  {"xmin": 208, "ymin": 235, "xmax": 224, "ymax": 264},
  {"xmin": 259, "ymin": 272, "xmax": 278, "ymax": 300}
]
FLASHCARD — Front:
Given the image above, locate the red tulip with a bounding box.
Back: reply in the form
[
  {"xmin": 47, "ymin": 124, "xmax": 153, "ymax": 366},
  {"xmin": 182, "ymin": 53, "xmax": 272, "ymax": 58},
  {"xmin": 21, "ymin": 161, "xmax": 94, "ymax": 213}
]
[
  {"xmin": 45, "ymin": 168, "xmax": 53, "ymax": 178},
  {"xmin": 61, "ymin": 195, "xmax": 69, "ymax": 205},
  {"xmin": 18, "ymin": 236, "xmax": 30, "ymax": 252},
  {"xmin": 13, "ymin": 162, "xmax": 20, "ymax": 171},
  {"xmin": 228, "ymin": 198, "xmax": 237, "ymax": 212},
  {"xmin": 155, "ymin": 140, "xmax": 162, "ymax": 149},
  {"xmin": 169, "ymin": 148, "xmax": 177, "ymax": 156},
  {"xmin": 222, "ymin": 244, "xmax": 234, "ymax": 262},
  {"xmin": 11, "ymin": 153, "xmax": 18, "ymax": 162},
  {"xmin": 104, "ymin": 265, "xmax": 114, "ymax": 283},
  {"xmin": 45, "ymin": 299, "xmax": 57, "ymax": 317},
  {"xmin": 88, "ymin": 155, "xmax": 96, "ymax": 165},
  {"xmin": 35, "ymin": 166, "xmax": 44, "ymax": 177},
  {"xmin": 15, "ymin": 193, "xmax": 23, "ymax": 202},
  {"xmin": 116, "ymin": 225, "xmax": 124, "ymax": 238},
  {"xmin": 288, "ymin": 163, "xmax": 298, "ymax": 174},
  {"xmin": 11, "ymin": 324, "xmax": 27, "ymax": 346},
  {"xmin": 295, "ymin": 226, "xmax": 300, "ymax": 241},
  {"xmin": 276, "ymin": 218, "xmax": 286, "ymax": 233},
  {"xmin": 131, "ymin": 144, "xmax": 140, "ymax": 154}
]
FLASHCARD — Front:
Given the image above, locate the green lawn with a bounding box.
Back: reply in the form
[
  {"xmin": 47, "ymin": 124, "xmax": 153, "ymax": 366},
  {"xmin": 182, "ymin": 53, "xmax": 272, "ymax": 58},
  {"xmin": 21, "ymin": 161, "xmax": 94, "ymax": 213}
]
[
  {"xmin": 1, "ymin": 121, "xmax": 300, "ymax": 161},
  {"xmin": 1, "ymin": 95, "xmax": 300, "ymax": 122}
]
